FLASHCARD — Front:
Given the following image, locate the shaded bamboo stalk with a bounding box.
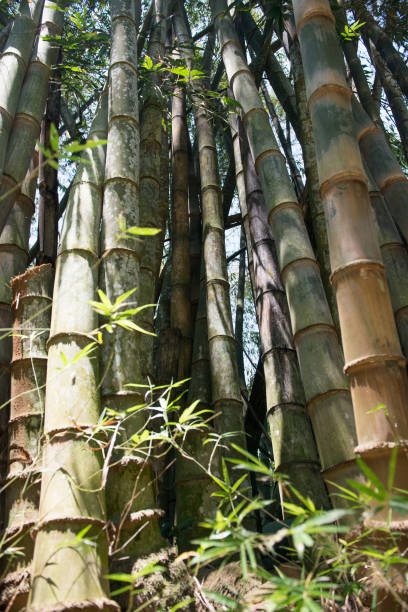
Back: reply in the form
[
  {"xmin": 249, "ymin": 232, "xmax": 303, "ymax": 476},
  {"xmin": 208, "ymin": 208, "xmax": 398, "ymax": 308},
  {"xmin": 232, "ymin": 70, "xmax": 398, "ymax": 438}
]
[
  {"xmin": 37, "ymin": 67, "xmax": 61, "ymax": 265},
  {"xmin": 27, "ymin": 93, "xmax": 118, "ymax": 612},
  {"xmin": 294, "ymin": 0, "xmax": 408, "ymax": 529},
  {"xmin": 188, "ymin": 134, "xmax": 201, "ymax": 326},
  {"xmin": 233, "ymin": 114, "xmax": 329, "ymax": 509},
  {"xmin": 0, "ymin": 160, "xmax": 37, "ymax": 517},
  {"xmin": 174, "ymin": 1, "xmax": 246, "ymax": 458},
  {"xmin": 235, "ymin": 225, "xmax": 246, "ymax": 395},
  {"xmin": 0, "ymin": 0, "xmax": 64, "ymax": 234},
  {"xmin": 0, "ymin": 0, "xmax": 44, "ymax": 186},
  {"xmin": 99, "ymin": 0, "xmax": 165, "ymax": 575},
  {"xmin": 0, "ymin": 264, "xmax": 53, "ymax": 611},
  {"xmin": 171, "ymin": 83, "xmax": 192, "ymax": 381},
  {"xmin": 138, "ymin": 0, "xmax": 170, "ymax": 382},
  {"xmin": 350, "ymin": 0, "xmax": 408, "ymax": 98},
  {"xmin": 211, "ymin": 0, "xmax": 357, "ymax": 501},
  {"xmin": 352, "ymin": 97, "xmax": 408, "ymax": 246}
]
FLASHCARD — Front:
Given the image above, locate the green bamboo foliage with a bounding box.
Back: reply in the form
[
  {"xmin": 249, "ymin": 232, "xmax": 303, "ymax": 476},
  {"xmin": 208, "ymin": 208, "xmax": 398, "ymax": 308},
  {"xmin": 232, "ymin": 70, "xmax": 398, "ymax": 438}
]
[
  {"xmin": 0, "ymin": 161, "xmax": 37, "ymax": 497},
  {"xmin": 1, "ymin": 264, "xmax": 53, "ymax": 611},
  {"xmin": 232, "ymin": 115, "xmax": 329, "ymax": 509},
  {"xmin": 211, "ymin": 0, "xmax": 357, "ymax": 498},
  {"xmin": 100, "ymin": 0, "xmax": 164, "ymax": 572},
  {"xmin": 0, "ymin": 0, "xmax": 43, "ymax": 188},
  {"xmin": 27, "ymin": 94, "xmax": 117, "ymax": 612},
  {"xmin": 365, "ymin": 164, "xmax": 408, "ymax": 358},
  {"xmin": 0, "ymin": 0, "xmax": 64, "ymax": 233},
  {"xmin": 139, "ymin": 0, "xmax": 170, "ymax": 381},
  {"xmin": 171, "ymin": 84, "xmax": 192, "ymax": 381},
  {"xmin": 294, "ymin": 0, "xmax": 408, "ymax": 523},
  {"xmin": 174, "ymin": 2, "xmax": 246, "ymax": 456}
]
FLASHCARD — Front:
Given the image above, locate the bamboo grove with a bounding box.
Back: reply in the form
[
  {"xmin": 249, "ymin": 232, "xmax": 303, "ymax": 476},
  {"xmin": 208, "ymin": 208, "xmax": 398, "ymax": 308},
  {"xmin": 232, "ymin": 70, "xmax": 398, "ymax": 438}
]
[{"xmin": 0, "ymin": 0, "xmax": 407, "ymax": 609}]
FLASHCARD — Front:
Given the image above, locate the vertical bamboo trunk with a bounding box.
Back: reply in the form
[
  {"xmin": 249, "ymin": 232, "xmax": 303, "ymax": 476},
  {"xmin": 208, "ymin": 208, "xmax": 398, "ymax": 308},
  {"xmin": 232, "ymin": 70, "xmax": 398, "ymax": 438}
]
[
  {"xmin": 0, "ymin": 161, "xmax": 36, "ymax": 519},
  {"xmin": 365, "ymin": 164, "xmax": 408, "ymax": 358},
  {"xmin": 234, "ymin": 226, "xmax": 247, "ymax": 395},
  {"xmin": 171, "ymin": 83, "xmax": 192, "ymax": 381},
  {"xmin": 294, "ymin": 0, "xmax": 408, "ymax": 527},
  {"xmin": 350, "ymin": 0, "xmax": 408, "ymax": 98},
  {"xmin": 188, "ymin": 135, "xmax": 201, "ymax": 326},
  {"xmin": 156, "ymin": 124, "xmax": 169, "ymax": 285},
  {"xmin": 352, "ymin": 98, "xmax": 408, "ymax": 249},
  {"xmin": 211, "ymin": 0, "xmax": 357, "ymax": 500},
  {"xmin": 367, "ymin": 40, "xmax": 408, "ymax": 165},
  {"xmin": 139, "ymin": 0, "xmax": 170, "ymax": 382},
  {"xmin": 0, "ymin": 0, "xmax": 44, "ymax": 186},
  {"xmin": 37, "ymin": 70, "xmax": 61, "ymax": 265},
  {"xmin": 100, "ymin": 0, "xmax": 164, "ymax": 575},
  {"xmin": 0, "ymin": 0, "xmax": 64, "ymax": 234},
  {"xmin": 0, "ymin": 264, "xmax": 53, "ymax": 611},
  {"xmin": 27, "ymin": 94, "xmax": 118, "ymax": 612},
  {"xmin": 173, "ymin": 3, "xmax": 246, "ymax": 460},
  {"xmin": 232, "ymin": 114, "xmax": 329, "ymax": 509}
]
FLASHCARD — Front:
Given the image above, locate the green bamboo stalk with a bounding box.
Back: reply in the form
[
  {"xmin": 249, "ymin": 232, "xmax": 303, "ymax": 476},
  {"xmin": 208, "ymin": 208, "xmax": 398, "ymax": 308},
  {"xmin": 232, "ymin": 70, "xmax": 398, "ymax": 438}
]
[
  {"xmin": 0, "ymin": 160, "xmax": 37, "ymax": 509},
  {"xmin": 171, "ymin": 83, "xmax": 192, "ymax": 381},
  {"xmin": 294, "ymin": 0, "xmax": 408, "ymax": 527},
  {"xmin": 352, "ymin": 97, "xmax": 408, "ymax": 245},
  {"xmin": 211, "ymin": 0, "xmax": 358, "ymax": 499},
  {"xmin": 234, "ymin": 226, "xmax": 246, "ymax": 395},
  {"xmin": 0, "ymin": 264, "xmax": 53, "ymax": 611},
  {"xmin": 99, "ymin": 0, "xmax": 164, "ymax": 575},
  {"xmin": 27, "ymin": 93, "xmax": 118, "ymax": 612},
  {"xmin": 174, "ymin": 1, "xmax": 246, "ymax": 458},
  {"xmin": 138, "ymin": 0, "xmax": 170, "ymax": 382},
  {"xmin": 0, "ymin": 0, "xmax": 64, "ymax": 234},
  {"xmin": 232, "ymin": 114, "xmax": 329, "ymax": 509},
  {"xmin": 0, "ymin": 0, "xmax": 44, "ymax": 186},
  {"xmin": 188, "ymin": 134, "xmax": 201, "ymax": 325}
]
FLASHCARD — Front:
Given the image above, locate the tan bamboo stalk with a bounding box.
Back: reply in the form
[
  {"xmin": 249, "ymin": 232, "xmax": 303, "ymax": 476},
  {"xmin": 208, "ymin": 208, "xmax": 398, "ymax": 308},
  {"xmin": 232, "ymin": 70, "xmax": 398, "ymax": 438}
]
[
  {"xmin": 232, "ymin": 114, "xmax": 329, "ymax": 508},
  {"xmin": 294, "ymin": 0, "xmax": 408, "ymax": 524},
  {"xmin": 352, "ymin": 97, "xmax": 408, "ymax": 248},
  {"xmin": 155, "ymin": 123, "xmax": 169, "ymax": 285},
  {"xmin": 0, "ymin": 0, "xmax": 44, "ymax": 185},
  {"xmin": 234, "ymin": 225, "xmax": 246, "ymax": 395},
  {"xmin": 365, "ymin": 164, "xmax": 408, "ymax": 358},
  {"xmin": 27, "ymin": 93, "xmax": 118, "ymax": 612},
  {"xmin": 171, "ymin": 83, "xmax": 192, "ymax": 381},
  {"xmin": 0, "ymin": 264, "xmax": 53, "ymax": 611},
  {"xmin": 99, "ymin": 0, "xmax": 164, "ymax": 573},
  {"xmin": 211, "ymin": 0, "xmax": 357, "ymax": 498},
  {"xmin": 0, "ymin": 161, "xmax": 37, "ymax": 504},
  {"xmin": 0, "ymin": 0, "xmax": 64, "ymax": 234},
  {"xmin": 173, "ymin": 1, "xmax": 246, "ymax": 457},
  {"xmin": 188, "ymin": 135, "xmax": 201, "ymax": 325},
  {"xmin": 138, "ymin": 0, "xmax": 170, "ymax": 382}
]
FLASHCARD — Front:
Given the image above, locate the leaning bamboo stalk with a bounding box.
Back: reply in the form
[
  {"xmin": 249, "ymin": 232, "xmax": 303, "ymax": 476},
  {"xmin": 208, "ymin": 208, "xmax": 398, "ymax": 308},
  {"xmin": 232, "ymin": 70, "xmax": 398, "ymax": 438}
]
[
  {"xmin": 1, "ymin": 264, "xmax": 53, "ymax": 612},
  {"xmin": 0, "ymin": 0, "xmax": 64, "ymax": 234},
  {"xmin": 294, "ymin": 0, "xmax": 408, "ymax": 526},
  {"xmin": 211, "ymin": 0, "xmax": 357, "ymax": 498},
  {"xmin": 174, "ymin": 1, "xmax": 246, "ymax": 456},
  {"xmin": 233, "ymin": 114, "xmax": 329, "ymax": 509},
  {"xmin": 99, "ymin": 0, "xmax": 164, "ymax": 573},
  {"xmin": 352, "ymin": 97, "xmax": 408, "ymax": 248},
  {"xmin": 0, "ymin": 160, "xmax": 37, "ymax": 510},
  {"xmin": 0, "ymin": 0, "xmax": 44, "ymax": 185},
  {"xmin": 27, "ymin": 93, "xmax": 118, "ymax": 612}
]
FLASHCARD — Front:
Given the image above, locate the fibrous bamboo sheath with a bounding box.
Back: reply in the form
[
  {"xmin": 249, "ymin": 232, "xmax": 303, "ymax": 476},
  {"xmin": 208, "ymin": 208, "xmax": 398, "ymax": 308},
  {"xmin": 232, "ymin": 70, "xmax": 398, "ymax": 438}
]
[
  {"xmin": 171, "ymin": 84, "xmax": 192, "ymax": 381},
  {"xmin": 365, "ymin": 164, "xmax": 408, "ymax": 359},
  {"xmin": 0, "ymin": 161, "xmax": 37, "ymax": 508},
  {"xmin": 139, "ymin": 0, "xmax": 170, "ymax": 381},
  {"xmin": 100, "ymin": 0, "xmax": 164, "ymax": 573},
  {"xmin": 294, "ymin": 0, "xmax": 408, "ymax": 526},
  {"xmin": 352, "ymin": 98, "xmax": 408, "ymax": 245},
  {"xmin": 211, "ymin": 0, "xmax": 357, "ymax": 497},
  {"xmin": 0, "ymin": 0, "xmax": 64, "ymax": 234},
  {"xmin": 27, "ymin": 94, "xmax": 118, "ymax": 612},
  {"xmin": 173, "ymin": 2, "xmax": 246, "ymax": 455},
  {"xmin": 1, "ymin": 264, "xmax": 53, "ymax": 611},
  {"xmin": 0, "ymin": 0, "xmax": 43, "ymax": 186},
  {"xmin": 232, "ymin": 115, "xmax": 329, "ymax": 509}
]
